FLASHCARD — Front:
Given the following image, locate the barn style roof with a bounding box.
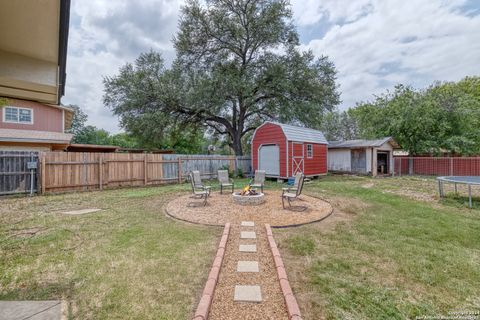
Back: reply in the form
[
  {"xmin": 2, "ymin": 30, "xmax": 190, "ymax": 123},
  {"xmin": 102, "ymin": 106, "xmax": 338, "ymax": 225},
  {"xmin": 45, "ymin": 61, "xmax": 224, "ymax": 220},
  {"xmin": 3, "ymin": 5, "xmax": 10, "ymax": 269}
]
[
  {"xmin": 328, "ymin": 137, "xmax": 400, "ymax": 149},
  {"xmin": 267, "ymin": 122, "xmax": 328, "ymax": 144}
]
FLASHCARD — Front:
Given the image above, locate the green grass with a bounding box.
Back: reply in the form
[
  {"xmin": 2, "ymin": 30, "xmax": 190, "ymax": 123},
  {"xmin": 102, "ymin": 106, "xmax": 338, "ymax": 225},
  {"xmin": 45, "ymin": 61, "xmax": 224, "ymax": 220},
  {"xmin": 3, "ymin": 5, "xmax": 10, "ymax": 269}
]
[
  {"xmin": 278, "ymin": 175, "xmax": 480, "ymax": 320},
  {"xmin": 2, "ymin": 175, "xmax": 479, "ymax": 319},
  {"xmin": 0, "ymin": 183, "xmax": 220, "ymax": 319}
]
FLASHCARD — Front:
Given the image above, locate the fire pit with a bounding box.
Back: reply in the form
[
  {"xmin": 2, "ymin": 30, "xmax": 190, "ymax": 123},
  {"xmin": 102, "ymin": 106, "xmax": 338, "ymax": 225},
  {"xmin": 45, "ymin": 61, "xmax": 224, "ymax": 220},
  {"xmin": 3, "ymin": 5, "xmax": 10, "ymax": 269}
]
[{"xmin": 232, "ymin": 185, "xmax": 265, "ymax": 206}]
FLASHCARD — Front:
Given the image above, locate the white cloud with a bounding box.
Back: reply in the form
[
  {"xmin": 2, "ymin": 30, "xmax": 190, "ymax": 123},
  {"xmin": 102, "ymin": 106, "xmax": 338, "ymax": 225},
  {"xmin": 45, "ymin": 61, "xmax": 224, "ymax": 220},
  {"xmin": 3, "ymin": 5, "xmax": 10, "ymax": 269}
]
[
  {"xmin": 63, "ymin": 0, "xmax": 480, "ymax": 133},
  {"xmin": 296, "ymin": 0, "xmax": 480, "ymax": 107},
  {"xmin": 63, "ymin": 0, "xmax": 184, "ymax": 132}
]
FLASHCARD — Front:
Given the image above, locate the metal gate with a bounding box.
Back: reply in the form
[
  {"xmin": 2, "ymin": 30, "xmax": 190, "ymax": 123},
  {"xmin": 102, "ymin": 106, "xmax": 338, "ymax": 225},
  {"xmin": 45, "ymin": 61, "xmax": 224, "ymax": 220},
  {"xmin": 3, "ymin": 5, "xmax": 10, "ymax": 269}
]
[{"xmin": 0, "ymin": 151, "xmax": 39, "ymax": 196}]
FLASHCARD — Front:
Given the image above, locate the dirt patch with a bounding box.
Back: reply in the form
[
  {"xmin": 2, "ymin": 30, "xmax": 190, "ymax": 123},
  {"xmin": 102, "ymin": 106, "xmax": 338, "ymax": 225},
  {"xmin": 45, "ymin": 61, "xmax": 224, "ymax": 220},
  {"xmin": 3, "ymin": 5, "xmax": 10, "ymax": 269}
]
[
  {"xmin": 384, "ymin": 189, "xmax": 436, "ymax": 202},
  {"xmin": 361, "ymin": 182, "xmax": 375, "ymax": 189},
  {"xmin": 7, "ymin": 227, "xmax": 49, "ymax": 239},
  {"xmin": 164, "ymin": 191, "xmax": 333, "ymax": 227}
]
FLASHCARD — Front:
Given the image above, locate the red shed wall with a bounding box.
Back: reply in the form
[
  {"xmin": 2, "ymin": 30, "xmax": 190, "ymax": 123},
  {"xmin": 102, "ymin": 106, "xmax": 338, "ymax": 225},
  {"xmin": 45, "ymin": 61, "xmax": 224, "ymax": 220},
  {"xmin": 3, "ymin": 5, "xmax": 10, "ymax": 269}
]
[
  {"xmin": 304, "ymin": 143, "xmax": 327, "ymax": 175},
  {"xmin": 252, "ymin": 123, "xmax": 287, "ymax": 177},
  {"xmin": 288, "ymin": 142, "xmax": 327, "ymax": 176}
]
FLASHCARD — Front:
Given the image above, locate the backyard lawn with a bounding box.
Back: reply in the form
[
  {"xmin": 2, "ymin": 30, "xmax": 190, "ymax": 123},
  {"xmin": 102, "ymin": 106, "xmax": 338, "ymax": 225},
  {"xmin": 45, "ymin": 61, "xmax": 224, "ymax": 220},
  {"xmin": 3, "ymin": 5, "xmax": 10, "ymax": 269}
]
[
  {"xmin": 277, "ymin": 175, "xmax": 480, "ymax": 319},
  {"xmin": 0, "ymin": 184, "xmax": 220, "ymax": 319},
  {"xmin": 1, "ymin": 176, "xmax": 479, "ymax": 319}
]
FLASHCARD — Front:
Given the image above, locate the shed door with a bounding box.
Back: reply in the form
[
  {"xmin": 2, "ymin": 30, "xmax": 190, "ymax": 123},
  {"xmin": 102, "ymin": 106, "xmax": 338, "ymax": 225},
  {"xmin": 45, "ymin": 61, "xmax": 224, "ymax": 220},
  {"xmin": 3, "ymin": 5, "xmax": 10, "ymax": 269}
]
[
  {"xmin": 259, "ymin": 145, "xmax": 280, "ymax": 176},
  {"xmin": 292, "ymin": 142, "xmax": 304, "ymax": 175},
  {"xmin": 351, "ymin": 149, "xmax": 366, "ymax": 173}
]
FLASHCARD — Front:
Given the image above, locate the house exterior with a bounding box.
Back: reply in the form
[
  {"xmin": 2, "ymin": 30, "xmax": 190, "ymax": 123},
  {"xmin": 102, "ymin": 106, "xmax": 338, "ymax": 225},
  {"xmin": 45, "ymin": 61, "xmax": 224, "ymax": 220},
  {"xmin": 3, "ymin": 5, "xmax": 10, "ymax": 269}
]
[
  {"xmin": 251, "ymin": 122, "xmax": 328, "ymax": 179},
  {"xmin": 0, "ymin": 99, "xmax": 73, "ymax": 151},
  {"xmin": 327, "ymin": 137, "xmax": 400, "ymax": 176},
  {"xmin": 0, "ymin": 0, "xmax": 72, "ymax": 151}
]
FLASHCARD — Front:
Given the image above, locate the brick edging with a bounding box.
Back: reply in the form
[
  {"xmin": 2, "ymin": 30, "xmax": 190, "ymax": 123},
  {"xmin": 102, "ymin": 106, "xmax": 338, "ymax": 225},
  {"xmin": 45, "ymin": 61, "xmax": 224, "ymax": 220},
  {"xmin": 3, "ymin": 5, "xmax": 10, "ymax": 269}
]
[
  {"xmin": 265, "ymin": 224, "xmax": 302, "ymax": 320},
  {"xmin": 193, "ymin": 223, "xmax": 231, "ymax": 320}
]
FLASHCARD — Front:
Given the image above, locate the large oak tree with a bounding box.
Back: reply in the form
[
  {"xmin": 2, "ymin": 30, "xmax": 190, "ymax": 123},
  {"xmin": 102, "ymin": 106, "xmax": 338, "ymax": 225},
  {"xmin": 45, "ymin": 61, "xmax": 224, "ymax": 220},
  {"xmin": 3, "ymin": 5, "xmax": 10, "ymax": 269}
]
[{"xmin": 104, "ymin": 0, "xmax": 340, "ymax": 155}]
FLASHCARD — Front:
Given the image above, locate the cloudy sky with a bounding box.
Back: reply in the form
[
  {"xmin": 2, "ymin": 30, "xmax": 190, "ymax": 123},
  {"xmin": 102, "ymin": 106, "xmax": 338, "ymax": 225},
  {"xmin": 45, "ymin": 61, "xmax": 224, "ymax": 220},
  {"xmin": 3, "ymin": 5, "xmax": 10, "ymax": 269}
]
[{"xmin": 63, "ymin": 0, "xmax": 480, "ymax": 133}]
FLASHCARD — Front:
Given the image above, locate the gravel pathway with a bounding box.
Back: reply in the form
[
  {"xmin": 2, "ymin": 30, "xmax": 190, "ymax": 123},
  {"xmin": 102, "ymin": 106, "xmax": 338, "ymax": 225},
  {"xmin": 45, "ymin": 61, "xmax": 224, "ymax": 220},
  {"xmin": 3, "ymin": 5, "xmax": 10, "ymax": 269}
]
[{"xmin": 208, "ymin": 223, "xmax": 288, "ymax": 320}]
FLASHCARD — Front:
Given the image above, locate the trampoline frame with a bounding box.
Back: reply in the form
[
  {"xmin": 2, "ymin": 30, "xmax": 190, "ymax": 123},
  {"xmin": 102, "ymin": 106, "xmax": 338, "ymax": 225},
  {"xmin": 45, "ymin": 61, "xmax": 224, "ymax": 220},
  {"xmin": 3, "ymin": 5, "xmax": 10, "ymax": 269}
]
[{"xmin": 437, "ymin": 176, "xmax": 480, "ymax": 208}]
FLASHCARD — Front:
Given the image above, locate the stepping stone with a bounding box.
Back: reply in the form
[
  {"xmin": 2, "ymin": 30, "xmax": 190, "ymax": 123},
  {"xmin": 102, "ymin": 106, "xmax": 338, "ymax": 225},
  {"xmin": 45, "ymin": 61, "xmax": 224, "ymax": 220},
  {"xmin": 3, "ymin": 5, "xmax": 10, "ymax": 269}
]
[
  {"xmin": 62, "ymin": 208, "xmax": 101, "ymax": 215},
  {"xmin": 237, "ymin": 261, "xmax": 259, "ymax": 272},
  {"xmin": 240, "ymin": 231, "xmax": 256, "ymax": 239},
  {"xmin": 0, "ymin": 300, "xmax": 62, "ymax": 320},
  {"xmin": 241, "ymin": 221, "xmax": 255, "ymax": 227},
  {"xmin": 239, "ymin": 244, "xmax": 257, "ymax": 252},
  {"xmin": 234, "ymin": 285, "xmax": 262, "ymax": 303}
]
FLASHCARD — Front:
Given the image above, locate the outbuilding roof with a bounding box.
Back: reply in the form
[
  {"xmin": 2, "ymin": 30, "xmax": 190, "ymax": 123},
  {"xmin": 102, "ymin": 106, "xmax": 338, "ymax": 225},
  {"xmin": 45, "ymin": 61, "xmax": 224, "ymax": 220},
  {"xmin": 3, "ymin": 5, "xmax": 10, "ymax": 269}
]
[
  {"xmin": 0, "ymin": 128, "xmax": 73, "ymax": 144},
  {"xmin": 328, "ymin": 137, "xmax": 400, "ymax": 149},
  {"xmin": 263, "ymin": 122, "xmax": 328, "ymax": 144}
]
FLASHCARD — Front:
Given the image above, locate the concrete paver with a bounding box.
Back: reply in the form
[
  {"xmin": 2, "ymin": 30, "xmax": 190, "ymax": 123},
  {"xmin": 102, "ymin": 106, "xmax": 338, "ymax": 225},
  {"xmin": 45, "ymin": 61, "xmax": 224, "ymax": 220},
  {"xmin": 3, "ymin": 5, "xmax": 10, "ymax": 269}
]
[
  {"xmin": 234, "ymin": 285, "xmax": 262, "ymax": 303},
  {"xmin": 0, "ymin": 301, "xmax": 62, "ymax": 320},
  {"xmin": 240, "ymin": 231, "xmax": 256, "ymax": 239},
  {"xmin": 237, "ymin": 261, "xmax": 259, "ymax": 272},
  {"xmin": 239, "ymin": 244, "xmax": 257, "ymax": 252}
]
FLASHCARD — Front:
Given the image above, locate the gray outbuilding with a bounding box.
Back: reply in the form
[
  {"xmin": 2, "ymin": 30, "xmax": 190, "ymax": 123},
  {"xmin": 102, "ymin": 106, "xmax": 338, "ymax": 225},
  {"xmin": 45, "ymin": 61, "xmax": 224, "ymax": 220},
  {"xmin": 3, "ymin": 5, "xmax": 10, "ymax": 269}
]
[{"xmin": 327, "ymin": 137, "xmax": 400, "ymax": 176}]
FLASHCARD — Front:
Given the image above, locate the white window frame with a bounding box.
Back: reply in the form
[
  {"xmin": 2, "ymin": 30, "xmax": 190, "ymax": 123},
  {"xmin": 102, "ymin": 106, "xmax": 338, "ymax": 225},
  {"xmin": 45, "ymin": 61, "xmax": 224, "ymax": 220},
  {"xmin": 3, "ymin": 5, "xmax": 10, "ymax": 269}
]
[
  {"xmin": 306, "ymin": 144, "xmax": 313, "ymax": 158},
  {"xmin": 2, "ymin": 106, "xmax": 34, "ymax": 125}
]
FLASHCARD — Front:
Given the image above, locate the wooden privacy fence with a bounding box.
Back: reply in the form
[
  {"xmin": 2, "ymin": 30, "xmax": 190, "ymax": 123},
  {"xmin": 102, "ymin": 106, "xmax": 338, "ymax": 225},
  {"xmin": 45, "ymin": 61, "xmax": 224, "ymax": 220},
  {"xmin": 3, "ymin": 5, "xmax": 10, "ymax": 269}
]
[
  {"xmin": 394, "ymin": 157, "xmax": 480, "ymax": 176},
  {"xmin": 0, "ymin": 151, "xmax": 39, "ymax": 195},
  {"xmin": 39, "ymin": 152, "xmax": 252, "ymax": 194}
]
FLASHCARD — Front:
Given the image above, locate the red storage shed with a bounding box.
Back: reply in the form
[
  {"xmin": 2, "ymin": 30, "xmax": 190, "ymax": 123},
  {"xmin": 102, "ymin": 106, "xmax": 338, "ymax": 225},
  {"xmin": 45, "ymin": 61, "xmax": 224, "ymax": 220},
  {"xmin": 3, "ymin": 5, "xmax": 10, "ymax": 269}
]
[{"xmin": 251, "ymin": 122, "xmax": 328, "ymax": 179}]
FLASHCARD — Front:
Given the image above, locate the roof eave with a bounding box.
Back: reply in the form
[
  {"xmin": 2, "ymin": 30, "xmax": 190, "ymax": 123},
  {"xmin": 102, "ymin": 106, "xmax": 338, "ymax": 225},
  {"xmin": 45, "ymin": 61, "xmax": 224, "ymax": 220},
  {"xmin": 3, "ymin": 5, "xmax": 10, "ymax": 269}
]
[{"xmin": 57, "ymin": 0, "xmax": 71, "ymax": 103}]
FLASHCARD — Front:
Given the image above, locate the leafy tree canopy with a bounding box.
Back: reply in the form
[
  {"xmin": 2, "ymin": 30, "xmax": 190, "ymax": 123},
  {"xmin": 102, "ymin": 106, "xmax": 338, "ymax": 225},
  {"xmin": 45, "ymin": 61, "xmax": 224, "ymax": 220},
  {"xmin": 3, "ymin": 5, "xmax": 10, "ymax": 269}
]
[
  {"xmin": 103, "ymin": 0, "xmax": 340, "ymax": 155},
  {"xmin": 67, "ymin": 104, "xmax": 204, "ymax": 153},
  {"xmin": 349, "ymin": 77, "xmax": 480, "ymax": 155}
]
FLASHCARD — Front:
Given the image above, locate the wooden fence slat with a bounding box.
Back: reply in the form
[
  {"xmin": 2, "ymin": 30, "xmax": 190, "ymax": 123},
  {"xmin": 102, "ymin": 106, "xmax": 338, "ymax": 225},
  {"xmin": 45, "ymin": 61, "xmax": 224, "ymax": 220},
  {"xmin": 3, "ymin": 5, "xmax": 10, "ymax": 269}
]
[{"xmin": 34, "ymin": 152, "xmax": 251, "ymax": 194}]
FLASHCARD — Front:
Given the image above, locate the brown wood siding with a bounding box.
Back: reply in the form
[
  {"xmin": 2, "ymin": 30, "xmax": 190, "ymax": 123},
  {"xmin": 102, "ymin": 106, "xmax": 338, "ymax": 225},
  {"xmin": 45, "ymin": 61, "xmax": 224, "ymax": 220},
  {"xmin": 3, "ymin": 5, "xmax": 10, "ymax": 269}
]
[
  {"xmin": 0, "ymin": 98, "xmax": 63, "ymax": 132},
  {"xmin": 252, "ymin": 123, "xmax": 287, "ymax": 177}
]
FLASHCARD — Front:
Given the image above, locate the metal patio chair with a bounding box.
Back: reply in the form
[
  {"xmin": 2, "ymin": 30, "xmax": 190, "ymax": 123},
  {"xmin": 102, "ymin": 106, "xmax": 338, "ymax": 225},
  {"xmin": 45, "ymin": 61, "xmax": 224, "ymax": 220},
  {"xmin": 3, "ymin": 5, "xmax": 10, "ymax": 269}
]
[
  {"xmin": 283, "ymin": 172, "xmax": 303, "ymax": 194},
  {"xmin": 191, "ymin": 170, "xmax": 211, "ymax": 196},
  {"xmin": 218, "ymin": 170, "xmax": 234, "ymax": 194},
  {"xmin": 282, "ymin": 173, "xmax": 307, "ymax": 211},
  {"xmin": 250, "ymin": 170, "xmax": 265, "ymax": 193},
  {"xmin": 188, "ymin": 172, "xmax": 209, "ymax": 206}
]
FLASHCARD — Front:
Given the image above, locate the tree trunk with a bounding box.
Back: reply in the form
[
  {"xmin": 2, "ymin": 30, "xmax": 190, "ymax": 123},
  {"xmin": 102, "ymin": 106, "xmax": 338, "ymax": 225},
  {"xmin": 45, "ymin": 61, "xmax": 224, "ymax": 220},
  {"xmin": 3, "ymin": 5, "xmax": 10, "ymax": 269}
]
[{"xmin": 232, "ymin": 132, "xmax": 243, "ymax": 156}]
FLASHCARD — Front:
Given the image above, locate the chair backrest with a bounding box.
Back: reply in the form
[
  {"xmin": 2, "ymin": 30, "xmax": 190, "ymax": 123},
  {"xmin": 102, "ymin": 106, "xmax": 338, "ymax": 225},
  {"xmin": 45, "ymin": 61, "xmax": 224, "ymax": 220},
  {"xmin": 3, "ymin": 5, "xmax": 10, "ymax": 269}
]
[
  {"xmin": 192, "ymin": 170, "xmax": 203, "ymax": 186},
  {"xmin": 293, "ymin": 172, "xmax": 302, "ymax": 189},
  {"xmin": 218, "ymin": 170, "xmax": 229, "ymax": 184},
  {"xmin": 188, "ymin": 173, "xmax": 196, "ymax": 193},
  {"xmin": 254, "ymin": 170, "xmax": 265, "ymax": 184},
  {"xmin": 296, "ymin": 174, "xmax": 305, "ymax": 196}
]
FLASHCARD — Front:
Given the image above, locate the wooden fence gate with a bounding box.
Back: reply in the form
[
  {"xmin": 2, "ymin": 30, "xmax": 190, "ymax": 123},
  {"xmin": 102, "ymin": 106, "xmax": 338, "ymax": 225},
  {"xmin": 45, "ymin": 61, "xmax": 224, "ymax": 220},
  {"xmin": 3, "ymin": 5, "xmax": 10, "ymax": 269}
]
[{"xmin": 0, "ymin": 151, "xmax": 39, "ymax": 195}]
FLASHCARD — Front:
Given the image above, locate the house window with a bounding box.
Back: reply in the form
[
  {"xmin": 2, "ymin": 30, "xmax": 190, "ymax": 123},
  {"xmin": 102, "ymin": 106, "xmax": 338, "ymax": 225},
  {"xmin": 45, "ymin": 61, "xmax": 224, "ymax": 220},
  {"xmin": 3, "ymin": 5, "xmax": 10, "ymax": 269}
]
[
  {"xmin": 307, "ymin": 144, "xmax": 313, "ymax": 158},
  {"xmin": 3, "ymin": 107, "xmax": 33, "ymax": 124}
]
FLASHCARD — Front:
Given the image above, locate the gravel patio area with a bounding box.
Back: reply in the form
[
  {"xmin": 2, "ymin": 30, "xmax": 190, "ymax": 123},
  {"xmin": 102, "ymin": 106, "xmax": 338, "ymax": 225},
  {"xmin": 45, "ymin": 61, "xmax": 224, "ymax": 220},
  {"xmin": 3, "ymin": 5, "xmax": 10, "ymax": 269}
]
[{"xmin": 165, "ymin": 190, "xmax": 332, "ymax": 227}]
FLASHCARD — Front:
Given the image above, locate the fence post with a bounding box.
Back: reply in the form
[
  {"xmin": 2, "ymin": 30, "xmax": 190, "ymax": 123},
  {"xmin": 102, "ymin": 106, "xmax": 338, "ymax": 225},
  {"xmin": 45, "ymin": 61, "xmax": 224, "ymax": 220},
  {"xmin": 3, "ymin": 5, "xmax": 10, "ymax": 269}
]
[
  {"xmin": 144, "ymin": 154, "xmax": 148, "ymax": 185},
  {"xmin": 99, "ymin": 156, "xmax": 103, "ymax": 190},
  {"xmin": 177, "ymin": 158, "xmax": 183, "ymax": 183},
  {"xmin": 229, "ymin": 156, "xmax": 235, "ymax": 173},
  {"xmin": 408, "ymin": 157, "xmax": 413, "ymax": 175},
  {"xmin": 40, "ymin": 153, "xmax": 46, "ymax": 194},
  {"xmin": 450, "ymin": 157, "xmax": 453, "ymax": 176}
]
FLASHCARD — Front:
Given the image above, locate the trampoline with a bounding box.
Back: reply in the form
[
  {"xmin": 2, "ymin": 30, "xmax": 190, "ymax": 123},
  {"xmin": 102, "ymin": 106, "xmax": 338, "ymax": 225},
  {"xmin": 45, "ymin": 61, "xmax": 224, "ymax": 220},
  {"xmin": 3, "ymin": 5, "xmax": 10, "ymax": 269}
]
[{"xmin": 437, "ymin": 176, "xmax": 480, "ymax": 208}]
